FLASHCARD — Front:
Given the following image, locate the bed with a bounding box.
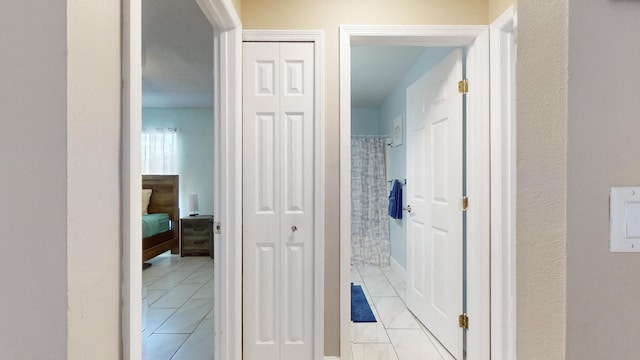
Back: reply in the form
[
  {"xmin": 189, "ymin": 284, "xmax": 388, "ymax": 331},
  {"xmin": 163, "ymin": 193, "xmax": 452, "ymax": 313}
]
[{"xmin": 142, "ymin": 175, "xmax": 179, "ymax": 262}]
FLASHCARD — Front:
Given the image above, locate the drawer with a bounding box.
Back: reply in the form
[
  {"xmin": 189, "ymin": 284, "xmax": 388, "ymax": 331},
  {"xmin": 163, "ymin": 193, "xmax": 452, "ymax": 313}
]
[
  {"xmin": 182, "ymin": 225, "xmax": 211, "ymax": 236},
  {"xmin": 182, "ymin": 235, "xmax": 210, "ymax": 249},
  {"xmin": 182, "ymin": 248, "xmax": 209, "ymax": 256},
  {"xmin": 182, "ymin": 245, "xmax": 209, "ymax": 255}
]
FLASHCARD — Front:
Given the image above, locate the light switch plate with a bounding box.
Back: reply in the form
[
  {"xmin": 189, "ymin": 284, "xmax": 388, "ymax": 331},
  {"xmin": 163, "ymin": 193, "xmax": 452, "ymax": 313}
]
[{"xmin": 610, "ymin": 187, "xmax": 640, "ymax": 252}]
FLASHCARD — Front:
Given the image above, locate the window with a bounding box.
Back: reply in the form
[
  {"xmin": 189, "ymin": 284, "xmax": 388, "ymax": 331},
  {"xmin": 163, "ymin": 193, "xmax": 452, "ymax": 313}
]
[{"xmin": 141, "ymin": 127, "xmax": 178, "ymax": 174}]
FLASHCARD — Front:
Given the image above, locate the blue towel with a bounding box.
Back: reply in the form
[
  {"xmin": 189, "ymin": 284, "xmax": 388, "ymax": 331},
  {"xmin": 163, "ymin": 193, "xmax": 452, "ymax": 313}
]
[{"xmin": 388, "ymin": 179, "xmax": 403, "ymax": 219}]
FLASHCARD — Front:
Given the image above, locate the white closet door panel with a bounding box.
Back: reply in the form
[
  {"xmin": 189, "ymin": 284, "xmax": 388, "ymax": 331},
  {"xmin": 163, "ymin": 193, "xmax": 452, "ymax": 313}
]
[
  {"xmin": 279, "ymin": 41, "xmax": 314, "ymax": 360},
  {"xmin": 256, "ymin": 244, "xmax": 277, "ymax": 343},
  {"xmin": 244, "ymin": 41, "xmax": 315, "ymax": 360},
  {"xmin": 243, "ymin": 41, "xmax": 281, "ymax": 360},
  {"xmin": 255, "ymin": 112, "xmax": 277, "ymax": 213},
  {"xmin": 283, "ymin": 112, "xmax": 305, "ymax": 213}
]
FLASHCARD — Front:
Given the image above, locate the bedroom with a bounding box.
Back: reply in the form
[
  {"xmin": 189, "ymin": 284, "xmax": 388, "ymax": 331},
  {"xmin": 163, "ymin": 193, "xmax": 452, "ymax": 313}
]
[{"xmin": 139, "ymin": 0, "xmax": 216, "ymax": 359}]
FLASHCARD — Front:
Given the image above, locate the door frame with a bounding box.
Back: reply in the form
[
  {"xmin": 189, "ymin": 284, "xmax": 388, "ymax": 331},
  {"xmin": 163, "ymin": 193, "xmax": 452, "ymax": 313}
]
[
  {"xmin": 121, "ymin": 0, "xmax": 242, "ymax": 359},
  {"xmin": 242, "ymin": 30, "xmax": 326, "ymax": 360},
  {"xmin": 489, "ymin": 7, "xmax": 518, "ymax": 360},
  {"xmin": 339, "ymin": 25, "xmax": 491, "ymax": 359}
]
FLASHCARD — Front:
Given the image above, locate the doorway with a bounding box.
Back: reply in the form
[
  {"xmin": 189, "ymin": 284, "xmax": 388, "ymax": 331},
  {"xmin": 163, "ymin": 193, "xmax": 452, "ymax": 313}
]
[
  {"xmin": 340, "ymin": 26, "xmax": 491, "ymax": 360},
  {"xmin": 349, "ymin": 45, "xmax": 462, "ymax": 359},
  {"xmin": 139, "ymin": 2, "xmax": 216, "ymax": 356},
  {"xmin": 121, "ymin": 0, "xmax": 242, "ymax": 359}
]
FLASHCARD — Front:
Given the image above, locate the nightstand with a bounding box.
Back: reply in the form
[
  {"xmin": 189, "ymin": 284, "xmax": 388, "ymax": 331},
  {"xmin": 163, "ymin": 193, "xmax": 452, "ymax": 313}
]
[{"xmin": 180, "ymin": 215, "xmax": 213, "ymax": 257}]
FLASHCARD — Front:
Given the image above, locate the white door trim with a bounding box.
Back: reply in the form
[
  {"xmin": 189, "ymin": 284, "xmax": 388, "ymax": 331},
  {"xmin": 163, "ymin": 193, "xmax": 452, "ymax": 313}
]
[
  {"xmin": 242, "ymin": 30, "xmax": 326, "ymax": 360},
  {"xmin": 339, "ymin": 25, "xmax": 491, "ymax": 360},
  {"xmin": 490, "ymin": 7, "xmax": 518, "ymax": 360},
  {"xmin": 121, "ymin": 2, "xmax": 143, "ymax": 358},
  {"xmin": 121, "ymin": 0, "xmax": 242, "ymax": 359}
]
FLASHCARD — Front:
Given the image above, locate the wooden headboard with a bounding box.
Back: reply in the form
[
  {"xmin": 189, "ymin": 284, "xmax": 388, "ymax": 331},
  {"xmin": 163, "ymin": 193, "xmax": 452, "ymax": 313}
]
[{"xmin": 142, "ymin": 175, "xmax": 179, "ymax": 231}]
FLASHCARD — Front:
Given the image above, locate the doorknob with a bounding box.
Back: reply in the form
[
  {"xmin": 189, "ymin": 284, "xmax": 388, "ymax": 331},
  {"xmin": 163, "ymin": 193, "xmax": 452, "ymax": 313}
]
[
  {"xmin": 404, "ymin": 205, "xmax": 412, "ymax": 213},
  {"xmin": 291, "ymin": 225, "xmax": 298, "ymax": 232}
]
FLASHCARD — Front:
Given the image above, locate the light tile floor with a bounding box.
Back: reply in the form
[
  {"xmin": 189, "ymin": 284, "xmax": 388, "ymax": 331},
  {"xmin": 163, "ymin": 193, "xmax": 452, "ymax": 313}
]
[
  {"xmin": 143, "ymin": 252, "xmax": 214, "ymax": 360},
  {"xmin": 141, "ymin": 254, "xmax": 452, "ymax": 359},
  {"xmin": 351, "ymin": 264, "xmax": 455, "ymax": 360}
]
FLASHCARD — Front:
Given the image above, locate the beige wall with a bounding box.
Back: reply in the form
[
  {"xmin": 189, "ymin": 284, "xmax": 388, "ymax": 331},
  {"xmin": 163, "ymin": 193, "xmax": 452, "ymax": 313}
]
[
  {"xmin": 489, "ymin": 0, "xmax": 516, "ymax": 22},
  {"xmin": 516, "ymin": 0, "xmax": 567, "ymax": 358},
  {"xmin": 66, "ymin": 0, "xmax": 122, "ymax": 359},
  {"xmin": 0, "ymin": 1, "xmax": 68, "ymax": 358},
  {"xmin": 230, "ymin": 0, "xmax": 241, "ymax": 18},
  {"xmin": 241, "ymin": 0, "xmax": 487, "ymax": 355},
  {"xmin": 567, "ymin": 0, "xmax": 640, "ymax": 358}
]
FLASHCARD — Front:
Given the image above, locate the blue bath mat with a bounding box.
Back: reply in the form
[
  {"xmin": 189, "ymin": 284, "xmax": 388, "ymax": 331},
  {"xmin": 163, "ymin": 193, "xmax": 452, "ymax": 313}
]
[{"xmin": 351, "ymin": 283, "xmax": 376, "ymax": 322}]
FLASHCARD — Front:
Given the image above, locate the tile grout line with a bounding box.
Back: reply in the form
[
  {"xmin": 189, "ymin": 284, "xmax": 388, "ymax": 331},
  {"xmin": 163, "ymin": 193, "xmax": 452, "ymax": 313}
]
[
  {"xmin": 170, "ymin": 315, "xmax": 210, "ymax": 359},
  {"xmin": 143, "ymin": 253, "xmax": 215, "ymax": 359},
  {"xmin": 354, "ymin": 265, "xmax": 447, "ymax": 360}
]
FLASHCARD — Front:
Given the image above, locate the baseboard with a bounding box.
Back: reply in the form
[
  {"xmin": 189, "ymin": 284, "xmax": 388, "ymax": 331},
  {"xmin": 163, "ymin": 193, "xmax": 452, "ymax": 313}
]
[
  {"xmin": 390, "ymin": 256, "xmax": 407, "ymax": 279},
  {"xmin": 325, "ymin": 357, "xmax": 340, "ymax": 360}
]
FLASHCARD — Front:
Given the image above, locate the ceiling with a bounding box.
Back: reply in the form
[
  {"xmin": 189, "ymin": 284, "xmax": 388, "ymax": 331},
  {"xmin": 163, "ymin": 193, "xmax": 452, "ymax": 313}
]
[
  {"xmin": 351, "ymin": 46, "xmax": 426, "ymax": 108},
  {"xmin": 142, "ymin": 0, "xmax": 213, "ymax": 108}
]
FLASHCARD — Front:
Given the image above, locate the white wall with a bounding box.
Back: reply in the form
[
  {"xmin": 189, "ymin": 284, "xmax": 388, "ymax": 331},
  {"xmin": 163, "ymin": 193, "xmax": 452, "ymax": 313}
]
[
  {"xmin": 67, "ymin": 0, "xmax": 122, "ymax": 358},
  {"xmin": 567, "ymin": 0, "xmax": 640, "ymax": 358},
  {"xmin": 0, "ymin": 1, "xmax": 68, "ymax": 358},
  {"xmin": 143, "ymin": 108, "xmax": 215, "ymax": 217}
]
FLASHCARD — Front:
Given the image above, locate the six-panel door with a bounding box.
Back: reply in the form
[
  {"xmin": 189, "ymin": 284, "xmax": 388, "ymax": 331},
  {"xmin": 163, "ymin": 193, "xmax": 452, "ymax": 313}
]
[
  {"xmin": 242, "ymin": 41, "xmax": 315, "ymax": 360},
  {"xmin": 406, "ymin": 49, "xmax": 464, "ymax": 359}
]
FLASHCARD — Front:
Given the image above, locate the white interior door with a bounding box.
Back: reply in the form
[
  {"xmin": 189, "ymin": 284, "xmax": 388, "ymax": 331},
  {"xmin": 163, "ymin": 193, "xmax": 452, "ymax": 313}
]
[
  {"xmin": 406, "ymin": 49, "xmax": 464, "ymax": 359},
  {"xmin": 242, "ymin": 41, "xmax": 315, "ymax": 360}
]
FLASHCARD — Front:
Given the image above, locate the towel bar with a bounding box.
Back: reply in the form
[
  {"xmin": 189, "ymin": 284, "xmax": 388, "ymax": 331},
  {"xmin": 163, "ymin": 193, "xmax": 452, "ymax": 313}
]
[{"xmin": 387, "ymin": 179, "xmax": 407, "ymax": 185}]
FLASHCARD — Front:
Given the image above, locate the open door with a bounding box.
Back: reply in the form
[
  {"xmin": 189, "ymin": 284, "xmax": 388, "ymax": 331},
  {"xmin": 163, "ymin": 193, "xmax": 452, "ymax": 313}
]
[{"xmin": 405, "ymin": 49, "xmax": 464, "ymax": 359}]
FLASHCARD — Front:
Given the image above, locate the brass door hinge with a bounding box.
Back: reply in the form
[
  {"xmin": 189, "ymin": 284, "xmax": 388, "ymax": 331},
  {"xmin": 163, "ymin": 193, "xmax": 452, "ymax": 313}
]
[
  {"xmin": 458, "ymin": 79, "xmax": 468, "ymax": 94},
  {"xmin": 459, "ymin": 313, "xmax": 469, "ymax": 329},
  {"xmin": 462, "ymin": 196, "xmax": 469, "ymax": 211}
]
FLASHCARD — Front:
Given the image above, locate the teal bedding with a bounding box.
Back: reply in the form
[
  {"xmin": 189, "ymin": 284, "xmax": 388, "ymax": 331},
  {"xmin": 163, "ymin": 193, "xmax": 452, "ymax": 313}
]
[{"xmin": 142, "ymin": 213, "xmax": 171, "ymax": 238}]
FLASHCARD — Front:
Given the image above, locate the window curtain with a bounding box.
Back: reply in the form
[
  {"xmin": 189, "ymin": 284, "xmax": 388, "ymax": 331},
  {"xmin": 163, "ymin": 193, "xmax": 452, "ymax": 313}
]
[
  {"xmin": 141, "ymin": 127, "xmax": 178, "ymax": 175},
  {"xmin": 351, "ymin": 136, "xmax": 390, "ymax": 267}
]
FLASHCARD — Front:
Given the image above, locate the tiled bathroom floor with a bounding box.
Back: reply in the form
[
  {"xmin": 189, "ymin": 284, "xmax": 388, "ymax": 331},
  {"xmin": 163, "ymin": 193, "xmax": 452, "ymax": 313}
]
[
  {"xmin": 142, "ymin": 252, "xmax": 214, "ymax": 360},
  {"xmin": 351, "ymin": 264, "xmax": 455, "ymax": 360}
]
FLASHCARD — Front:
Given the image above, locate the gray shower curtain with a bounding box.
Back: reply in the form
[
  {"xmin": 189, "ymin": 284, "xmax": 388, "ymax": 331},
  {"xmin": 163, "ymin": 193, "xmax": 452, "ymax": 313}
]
[{"xmin": 351, "ymin": 136, "xmax": 390, "ymax": 267}]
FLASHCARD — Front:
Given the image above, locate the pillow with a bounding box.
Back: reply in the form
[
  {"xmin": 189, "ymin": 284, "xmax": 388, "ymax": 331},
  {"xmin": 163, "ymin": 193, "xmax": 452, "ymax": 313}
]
[{"xmin": 142, "ymin": 189, "xmax": 153, "ymax": 215}]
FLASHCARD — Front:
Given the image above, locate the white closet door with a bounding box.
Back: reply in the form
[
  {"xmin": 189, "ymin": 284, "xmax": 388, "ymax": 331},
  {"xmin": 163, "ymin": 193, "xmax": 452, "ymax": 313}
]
[
  {"xmin": 243, "ymin": 42, "xmax": 281, "ymax": 360},
  {"xmin": 243, "ymin": 41, "xmax": 315, "ymax": 360},
  {"xmin": 406, "ymin": 49, "xmax": 464, "ymax": 359}
]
